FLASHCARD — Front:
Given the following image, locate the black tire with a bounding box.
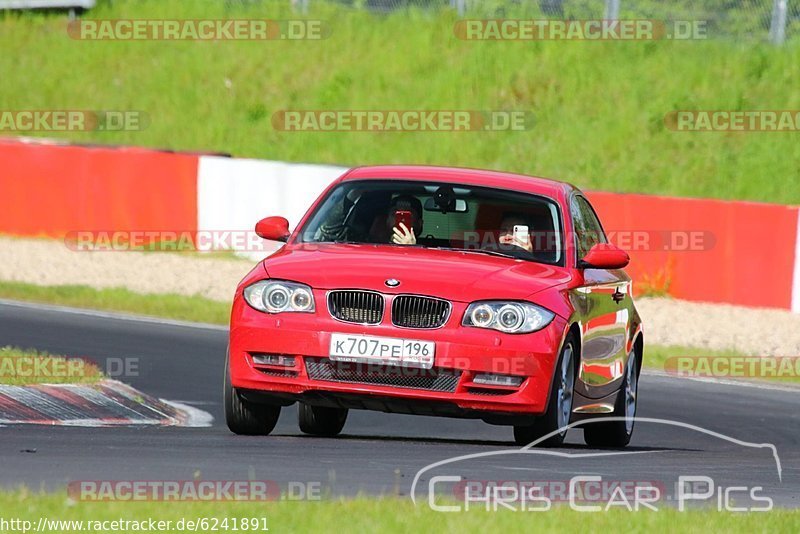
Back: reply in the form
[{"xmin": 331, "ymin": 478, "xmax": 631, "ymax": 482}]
[
  {"xmin": 583, "ymin": 348, "xmax": 639, "ymax": 448},
  {"xmin": 298, "ymin": 403, "xmax": 348, "ymax": 437},
  {"xmin": 514, "ymin": 334, "xmax": 577, "ymax": 447},
  {"xmin": 224, "ymin": 350, "xmax": 281, "ymax": 436}
]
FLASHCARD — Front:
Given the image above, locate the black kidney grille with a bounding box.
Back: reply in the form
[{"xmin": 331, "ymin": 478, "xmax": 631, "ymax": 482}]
[
  {"xmin": 392, "ymin": 295, "xmax": 451, "ymax": 329},
  {"xmin": 328, "ymin": 291, "xmax": 384, "ymax": 324}
]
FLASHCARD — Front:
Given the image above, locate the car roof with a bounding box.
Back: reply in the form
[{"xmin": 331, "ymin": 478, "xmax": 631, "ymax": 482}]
[{"xmin": 340, "ymin": 165, "xmax": 580, "ymax": 200}]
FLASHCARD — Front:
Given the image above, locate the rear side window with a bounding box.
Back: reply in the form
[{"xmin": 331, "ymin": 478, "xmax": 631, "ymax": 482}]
[{"xmin": 571, "ymin": 195, "xmax": 607, "ymax": 260}]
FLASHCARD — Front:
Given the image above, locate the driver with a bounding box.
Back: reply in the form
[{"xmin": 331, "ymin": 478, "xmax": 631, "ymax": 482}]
[{"xmin": 372, "ymin": 195, "xmax": 424, "ymax": 245}]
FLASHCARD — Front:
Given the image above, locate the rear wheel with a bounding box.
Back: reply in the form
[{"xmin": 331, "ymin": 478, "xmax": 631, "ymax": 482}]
[
  {"xmin": 514, "ymin": 334, "xmax": 576, "ymax": 447},
  {"xmin": 583, "ymin": 348, "xmax": 639, "ymax": 448},
  {"xmin": 224, "ymin": 350, "xmax": 281, "ymax": 436},
  {"xmin": 298, "ymin": 403, "xmax": 348, "ymax": 437}
]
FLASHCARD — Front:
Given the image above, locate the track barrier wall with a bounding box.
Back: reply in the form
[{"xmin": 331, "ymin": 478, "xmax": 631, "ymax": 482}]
[
  {"xmin": 1, "ymin": 138, "xmax": 797, "ymax": 312},
  {"xmin": 587, "ymin": 191, "xmax": 800, "ymax": 310},
  {"xmin": 0, "ymin": 138, "xmax": 198, "ymax": 237}
]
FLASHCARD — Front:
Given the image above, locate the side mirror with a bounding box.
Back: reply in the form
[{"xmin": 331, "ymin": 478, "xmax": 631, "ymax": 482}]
[
  {"xmin": 255, "ymin": 216, "xmax": 290, "ymax": 242},
  {"xmin": 578, "ymin": 243, "xmax": 630, "ymax": 270}
]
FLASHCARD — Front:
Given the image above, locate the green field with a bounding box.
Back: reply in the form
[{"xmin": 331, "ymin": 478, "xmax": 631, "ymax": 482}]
[
  {"xmin": 0, "ymin": 280, "xmax": 231, "ymax": 325},
  {"xmin": 0, "ymin": 491, "xmax": 798, "ymax": 532},
  {"xmin": 0, "ymin": 346, "xmax": 103, "ymax": 385},
  {"xmin": 1, "ymin": 0, "xmax": 798, "ymax": 203}
]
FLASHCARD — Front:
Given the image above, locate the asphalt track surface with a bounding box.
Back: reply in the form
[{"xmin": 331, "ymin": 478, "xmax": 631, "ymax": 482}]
[{"xmin": 0, "ymin": 300, "xmax": 798, "ymax": 508}]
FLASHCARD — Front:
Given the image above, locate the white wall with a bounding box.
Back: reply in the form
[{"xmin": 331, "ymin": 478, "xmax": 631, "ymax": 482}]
[{"xmin": 197, "ymin": 156, "xmax": 347, "ymax": 259}]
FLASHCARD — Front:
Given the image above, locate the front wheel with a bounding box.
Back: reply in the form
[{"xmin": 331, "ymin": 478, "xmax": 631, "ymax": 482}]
[
  {"xmin": 224, "ymin": 350, "xmax": 281, "ymax": 436},
  {"xmin": 298, "ymin": 403, "xmax": 348, "ymax": 437},
  {"xmin": 514, "ymin": 334, "xmax": 577, "ymax": 447},
  {"xmin": 583, "ymin": 348, "xmax": 639, "ymax": 448}
]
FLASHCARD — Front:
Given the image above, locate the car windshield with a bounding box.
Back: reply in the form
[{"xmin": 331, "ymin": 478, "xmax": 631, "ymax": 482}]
[{"xmin": 297, "ymin": 180, "xmax": 564, "ymax": 266}]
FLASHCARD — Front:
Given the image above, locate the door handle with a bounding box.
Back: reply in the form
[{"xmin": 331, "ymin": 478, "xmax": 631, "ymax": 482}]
[{"xmin": 612, "ymin": 289, "xmax": 626, "ymax": 303}]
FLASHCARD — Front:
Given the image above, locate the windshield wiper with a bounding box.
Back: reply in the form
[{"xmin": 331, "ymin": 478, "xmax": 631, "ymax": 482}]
[{"xmin": 431, "ymin": 246, "xmax": 517, "ymax": 259}]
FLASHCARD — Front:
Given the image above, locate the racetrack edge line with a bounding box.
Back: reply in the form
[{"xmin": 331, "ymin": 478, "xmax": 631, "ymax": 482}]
[{"xmin": 0, "ymin": 298, "xmax": 227, "ymax": 331}]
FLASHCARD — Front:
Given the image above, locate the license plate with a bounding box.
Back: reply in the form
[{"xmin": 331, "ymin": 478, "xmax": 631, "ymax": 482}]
[{"xmin": 329, "ymin": 333, "xmax": 435, "ymax": 369}]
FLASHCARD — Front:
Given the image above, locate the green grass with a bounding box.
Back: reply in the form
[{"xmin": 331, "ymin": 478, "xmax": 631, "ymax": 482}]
[
  {"xmin": 646, "ymin": 344, "xmax": 743, "ymax": 371},
  {"xmin": 0, "ymin": 491, "xmax": 797, "ymax": 532},
  {"xmin": 0, "ymin": 346, "xmax": 103, "ymax": 386},
  {"xmin": 646, "ymin": 345, "xmax": 800, "ymax": 385},
  {"xmin": 0, "ymin": 281, "xmax": 231, "ymax": 325},
  {"xmin": 0, "ymin": 0, "xmax": 798, "ymax": 203}
]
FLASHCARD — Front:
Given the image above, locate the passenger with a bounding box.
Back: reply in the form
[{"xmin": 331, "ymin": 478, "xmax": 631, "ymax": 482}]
[{"xmin": 498, "ymin": 213, "xmax": 533, "ymax": 253}]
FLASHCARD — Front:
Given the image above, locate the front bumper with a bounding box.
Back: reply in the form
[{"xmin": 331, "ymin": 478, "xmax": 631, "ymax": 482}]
[{"xmin": 229, "ymin": 295, "xmax": 568, "ymax": 423}]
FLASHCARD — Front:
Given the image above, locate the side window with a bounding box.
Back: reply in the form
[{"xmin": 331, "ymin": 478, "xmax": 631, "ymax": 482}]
[{"xmin": 571, "ymin": 196, "xmax": 607, "ymax": 260}]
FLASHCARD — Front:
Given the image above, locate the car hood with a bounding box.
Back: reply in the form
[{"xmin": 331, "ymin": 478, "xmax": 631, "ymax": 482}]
[{"xmin": 262, "ymin": 243, "xmax": 571, "ymax": 302}]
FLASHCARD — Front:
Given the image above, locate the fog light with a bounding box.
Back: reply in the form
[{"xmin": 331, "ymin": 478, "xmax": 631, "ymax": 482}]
[
  {"xmin": 473, "ymin": 373, "xmax": 524, "ymax": 387},
  {"xmin": 251, "ymin": 354, "xmax": 296, "ymax": 367}
]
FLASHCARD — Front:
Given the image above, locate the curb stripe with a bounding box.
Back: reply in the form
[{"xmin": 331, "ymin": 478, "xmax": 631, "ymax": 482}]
[
  {"xmin": 0, "ymin": 386, "xmax": 88, "ymax": 421},
  {"xmin": 0, "ymin": 391, "xmax": 50, "ymax": 420},
  {"xmin": 0, "ymin": 380, "xmax": 191, "ymax": 426},
  {"xmin": 35, "ymin": 385, "xmax": 119, "ymax": 419},
  {"xmin": 69, "ymin": 385, "xmax": 164, "ymax": 420},
  {"xmin": 99, "ymin": 383, "xmax": 181, "ymax": 421}
]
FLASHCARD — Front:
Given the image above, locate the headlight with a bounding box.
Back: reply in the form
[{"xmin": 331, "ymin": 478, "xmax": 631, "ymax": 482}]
[
  {"xmin": 462, "ymin": 301, "xmax": 554, "ymax": 334},
  {"xmin": 244, "ymin": 280, "xmax": 315, "ymax": 313}
]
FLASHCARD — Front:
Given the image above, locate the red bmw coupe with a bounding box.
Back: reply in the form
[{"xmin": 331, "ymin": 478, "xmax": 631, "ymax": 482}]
[{"xmin": 225, "ymin": 166, "xmax": 644, "ymax": 447}]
